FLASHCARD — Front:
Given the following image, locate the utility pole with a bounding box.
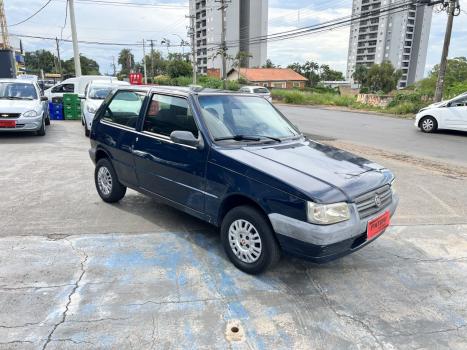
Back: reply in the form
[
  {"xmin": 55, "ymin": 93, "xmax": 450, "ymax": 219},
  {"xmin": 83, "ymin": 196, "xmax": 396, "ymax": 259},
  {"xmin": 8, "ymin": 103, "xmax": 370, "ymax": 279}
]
[
  {"xmin": 111, "ymin": 56, "xmax": 116, "ymax": 76},
  {"xmin": 187, "ymin": 14, "xmax": 196, "ymax": 84},
  {"xmin": 434, "ymin": 0, "xmax": 459, "ymax": 102},
  {"xmin": 142, "ymin": 39, "xmax": 147, "ymax": 84},
  {"xmin": 149, "ymin": 39, "xmax": 155, "ymax": 79},
  {"xmin": 218, "ymin": 0, "xmax": 229, "ymax": 89},
  {"xmin": 0, "ymin": 0, "xmax": 10, "ymax": 49},
  {"xmin": 68, "ymin": 0, "xmax": 82, "ymax": 77},
  {"xmin": 55, "ymin": 37, "xmax": 63, "ymax": 80}
]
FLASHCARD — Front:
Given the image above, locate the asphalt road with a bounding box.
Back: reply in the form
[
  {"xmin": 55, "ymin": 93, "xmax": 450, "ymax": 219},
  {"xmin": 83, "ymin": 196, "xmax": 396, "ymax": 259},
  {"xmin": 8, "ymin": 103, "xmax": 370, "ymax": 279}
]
[
  {"xmin": 0, "ymin": 121, "xmax": 466, "ymax": 349},
  {"xmin": 277, "ymin": 104, "xmax": 467, "ymax": 167}
]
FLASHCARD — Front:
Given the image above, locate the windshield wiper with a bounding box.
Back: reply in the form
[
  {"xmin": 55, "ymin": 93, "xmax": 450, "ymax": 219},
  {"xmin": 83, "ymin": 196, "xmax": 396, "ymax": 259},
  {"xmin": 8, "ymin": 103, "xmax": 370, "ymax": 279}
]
[
  {"xmin": 250, "ymin": 135, "xmax": 282, "ymax": 142},
  {"xmin": 214, "ymin": 135, "xmax": 261, "ymax": 142},
  {"xmin": 1, "ymin": 96, "xmax": 32, "ymax": 100}
]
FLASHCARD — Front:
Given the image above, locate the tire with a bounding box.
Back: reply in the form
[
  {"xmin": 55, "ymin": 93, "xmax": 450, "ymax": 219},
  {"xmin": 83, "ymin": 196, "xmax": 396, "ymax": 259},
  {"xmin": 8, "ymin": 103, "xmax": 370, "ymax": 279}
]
[
  {"xmin": 419, "ymin": 116, "xmax": 437, "ymax": 133},
  {"xmin": 84, "ymin": 122, "xmax": 90, "ymax": 137},
  {"xmin": 221, "ymin": 205, "xmax": 281, "ymax": 274},
  {"xmin": 81, "ymin": 115, "xmax": 85, "ymax": 126},
  {"xmin": 36, "ymin": 118, "xmax": 46, "ymax": 136},
  {"xmin": 45, "ymin": 114, "xmax": 50, "ymax": 126},
  {"xmin": 94, "ymin": 158, "xmax": 126, "ymax": 203}
]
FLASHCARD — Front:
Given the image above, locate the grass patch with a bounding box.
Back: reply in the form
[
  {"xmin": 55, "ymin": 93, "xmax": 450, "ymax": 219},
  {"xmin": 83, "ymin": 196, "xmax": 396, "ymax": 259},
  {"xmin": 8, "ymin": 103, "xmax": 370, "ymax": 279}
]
[{"xmin": 272, "ymin": 89, "xmax": 356, "ymax": 107}]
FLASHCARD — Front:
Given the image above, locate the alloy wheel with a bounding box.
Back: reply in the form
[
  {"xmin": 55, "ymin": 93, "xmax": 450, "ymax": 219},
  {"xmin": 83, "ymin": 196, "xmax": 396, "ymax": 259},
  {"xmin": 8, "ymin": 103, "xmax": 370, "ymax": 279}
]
[
  {"xmin": 228, "ymin": 219, "xmax": 262, "ymax": 263},
  {"xmin": 97, "ymin": 166, "xmax": 113, "ymax": 195}
]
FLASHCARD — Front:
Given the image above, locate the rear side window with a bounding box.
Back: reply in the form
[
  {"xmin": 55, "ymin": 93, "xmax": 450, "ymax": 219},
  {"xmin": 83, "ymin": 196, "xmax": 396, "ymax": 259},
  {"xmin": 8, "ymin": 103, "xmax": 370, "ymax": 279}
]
[
  {"xmin": 143, "ymin": 94, "xmax": 198, "ymax": 137},
  {"xmin": 52, "ymin": 83, "xmax": 74, "ymax": 93},
  {"xmin": 103, "ymin": 90, "xmax": 145, "ymax": 129},
  {"xmin": 253, "ymin": 88, "xmax": 268, "ymax": 93}
]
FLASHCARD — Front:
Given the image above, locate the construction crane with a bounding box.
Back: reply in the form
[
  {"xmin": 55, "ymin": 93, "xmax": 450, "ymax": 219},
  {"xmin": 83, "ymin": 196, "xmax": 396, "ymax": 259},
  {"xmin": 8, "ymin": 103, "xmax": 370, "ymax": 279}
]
[{"xmin": 0, "ymin": 0, "xmax": 10, "ymax": 49}]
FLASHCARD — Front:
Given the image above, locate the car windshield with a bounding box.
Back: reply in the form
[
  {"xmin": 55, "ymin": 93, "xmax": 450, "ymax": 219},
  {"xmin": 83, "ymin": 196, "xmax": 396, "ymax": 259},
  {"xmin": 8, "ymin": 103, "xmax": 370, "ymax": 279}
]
[
  {"xmin": 0, "ymin": 82, "xmax": 37, "ymax": 100},
  {"xmin": 198, "ymin": 95, "xmax": 300, "ymax": 141},
  {"xmin": 253, "ymin": 88, "xmax": 269, "ymax": 94},
  {"xmin": 89, "ymin": 86, "xmax": 114, "ymax": 100}
]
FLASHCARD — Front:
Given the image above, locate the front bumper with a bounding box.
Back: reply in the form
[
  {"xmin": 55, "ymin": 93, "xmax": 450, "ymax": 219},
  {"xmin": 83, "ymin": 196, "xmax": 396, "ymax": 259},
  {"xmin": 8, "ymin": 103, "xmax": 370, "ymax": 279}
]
[
  {"xmin": 0, "ymin": 115, "xmax": 43, "ymax": 132},
  {"xmin": 269, "ymin": 194, "xmax": 399, "ymax": 263}
]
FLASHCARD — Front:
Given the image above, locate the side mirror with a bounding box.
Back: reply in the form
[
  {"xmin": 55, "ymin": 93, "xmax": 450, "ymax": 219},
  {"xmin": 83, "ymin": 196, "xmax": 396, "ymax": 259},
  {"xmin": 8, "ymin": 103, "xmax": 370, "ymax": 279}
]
[
  {"xmin": 41, "ymin": 96, "xmax": 48, "ymax": 102},
  {"xmin": 170, "ymin": 130, "xmax": 200, "ymax": 148},
  {"xmin": 78, "ymin": 93, "xmax": 86, "ymax": 99}
]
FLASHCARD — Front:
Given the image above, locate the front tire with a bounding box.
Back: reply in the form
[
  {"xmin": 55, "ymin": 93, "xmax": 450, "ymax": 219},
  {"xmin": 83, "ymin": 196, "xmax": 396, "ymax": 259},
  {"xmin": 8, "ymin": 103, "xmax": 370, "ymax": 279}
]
[
  {"xmin": 95, "ymin": 158, "xmax": 126, "ymax": 203},
  {"xmin": 84, "ymin": 122, "xmax": 90, "ymax": 137},
  {"xmin": 221, "ymin": 205, "xmax": 280, "ymax": 274},
  {"xmin": 420, "ymin": 116, "xmax": 437, "ymax": 133},
  {"xmin": 36, "ymin": 118, "xmax": 46, "ymax": 136}
]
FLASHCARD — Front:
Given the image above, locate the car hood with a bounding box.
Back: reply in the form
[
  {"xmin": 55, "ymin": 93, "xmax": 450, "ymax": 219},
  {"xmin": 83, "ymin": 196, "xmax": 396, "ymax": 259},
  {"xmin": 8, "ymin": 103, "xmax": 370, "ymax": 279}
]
[
  {"xmin": 217, "ymin": 139, "xmax": 393, "ymax": 202},
  {"xmin": 0, "ymin": 99, "xmax": 41, "ymax": 114}
]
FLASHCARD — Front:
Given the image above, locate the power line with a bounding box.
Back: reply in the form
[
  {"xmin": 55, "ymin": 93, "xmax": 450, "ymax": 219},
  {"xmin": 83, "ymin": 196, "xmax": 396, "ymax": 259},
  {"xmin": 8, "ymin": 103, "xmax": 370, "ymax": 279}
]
[
  {"xmin": 60, "ymin": 0, "xmax": 68, "ymax": 40},
  {"xmin": 54, "ymin": 0, "xmax": 187, "ymax": 9},
  {"xmin": 8, "ymin": 0, "xmax": 53, "ymax": 27}
]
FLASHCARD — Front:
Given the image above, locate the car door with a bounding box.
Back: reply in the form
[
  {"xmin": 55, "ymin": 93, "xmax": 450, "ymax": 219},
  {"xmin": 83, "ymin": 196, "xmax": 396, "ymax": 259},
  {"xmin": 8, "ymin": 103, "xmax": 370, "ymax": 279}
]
[
  {"xmin": 96, "ymin": 89, "xmax": 145, "ymax": 187},
  {"xmin": 133, "ymin": 93, "xmax": 208, "ymax": 213},
  {"xmin": 50, "ymin": 83, "xmax": 75, "ymax": 100},
  {"xmin": 446, "ymin": 96, "xmax": 467, "ymax": 130}
]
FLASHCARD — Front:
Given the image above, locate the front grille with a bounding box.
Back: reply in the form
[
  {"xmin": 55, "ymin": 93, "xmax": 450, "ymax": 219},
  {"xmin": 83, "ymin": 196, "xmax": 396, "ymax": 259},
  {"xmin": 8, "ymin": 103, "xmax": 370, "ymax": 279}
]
[
  {"xmin": 354, "ymin": 185, "xmax": 392, "ymax": 219},
  {"xmin": 0, "ymin": 113, "xmax": 21, "ymax": 119}
]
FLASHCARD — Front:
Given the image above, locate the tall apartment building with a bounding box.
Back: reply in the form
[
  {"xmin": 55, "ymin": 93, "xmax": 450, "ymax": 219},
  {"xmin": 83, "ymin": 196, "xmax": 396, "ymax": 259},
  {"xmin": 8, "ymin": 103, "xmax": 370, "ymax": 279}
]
[
  {"xmin": 189, "ymin": 0, "xmax": 268, "ymax": 76},
  {"xmin": 346, "ymin": 0, "xmax": 432, "ymax": 88}
]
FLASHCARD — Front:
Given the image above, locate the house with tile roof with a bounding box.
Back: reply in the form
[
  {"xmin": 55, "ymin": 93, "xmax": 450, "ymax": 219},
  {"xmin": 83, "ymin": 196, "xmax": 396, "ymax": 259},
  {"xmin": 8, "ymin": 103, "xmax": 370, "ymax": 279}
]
[{"xmin": 227, "ymin": 68, "xmax": 307, "ymax": 89}]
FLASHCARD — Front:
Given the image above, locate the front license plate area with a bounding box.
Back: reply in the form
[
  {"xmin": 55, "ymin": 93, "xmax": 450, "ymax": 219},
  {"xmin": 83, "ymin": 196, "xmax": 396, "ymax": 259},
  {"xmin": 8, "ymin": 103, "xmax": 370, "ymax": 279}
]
[
  {"xmin": 0, "ymin": 120, "xmax": 16, "ymax": 128},
  {"xmin": 367, "ymin": 211, "xmax": 390, "ymax": 240}
]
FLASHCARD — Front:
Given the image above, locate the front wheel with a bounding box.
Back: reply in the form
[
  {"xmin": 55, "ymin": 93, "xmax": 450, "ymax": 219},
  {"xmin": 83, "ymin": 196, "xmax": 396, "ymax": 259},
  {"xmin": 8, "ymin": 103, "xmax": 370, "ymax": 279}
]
[
  {"xmin": 84, "ymin": 122, "xmax": 90, "ymax": 137},
  {"xmin": 420, "ymin": 116, "xmax": 437, "ymax": 133},
  {"xmin": 95, "ymin": 158, "xmax": 126, "ymax": 203},
  {"xmin": 221, "ymin": 205, "xmax": 280, "ymax": 274},
  {"xmin": 36, "ymin": 118, "xmax": 46, "ymax": 136}
]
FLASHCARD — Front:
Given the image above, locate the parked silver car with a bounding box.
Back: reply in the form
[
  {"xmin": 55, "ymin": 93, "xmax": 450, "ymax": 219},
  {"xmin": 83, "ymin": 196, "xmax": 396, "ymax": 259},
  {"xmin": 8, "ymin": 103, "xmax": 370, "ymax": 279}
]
[
  {"xmin": 239, "ymin": 86, "xmax": 272, "ymax": 102},
  {"xmin": 0, "ymin": 79, "xmax": 49, "ymax": 136}
]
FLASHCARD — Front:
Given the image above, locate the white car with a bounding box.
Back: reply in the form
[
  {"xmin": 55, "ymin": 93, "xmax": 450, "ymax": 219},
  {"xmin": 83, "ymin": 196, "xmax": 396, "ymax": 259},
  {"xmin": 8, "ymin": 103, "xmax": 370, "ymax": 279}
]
[
  {"xmin": 415, "ymin": 93, "xmax": 467, "ymax": 133},
  {"xmin": 0, "ymin": 79, "xmax": 49, "ymax": 136},
  {"xmin": 239, "ymin": 86, "xmax": 273, "ymax": 102},
  {"xmin": 44, "ymin": 75, "xmax": 115, "ymax": 101},
  {"xmin": 82, "ymin": 80, "xmax": 130, "ymax": 136}
]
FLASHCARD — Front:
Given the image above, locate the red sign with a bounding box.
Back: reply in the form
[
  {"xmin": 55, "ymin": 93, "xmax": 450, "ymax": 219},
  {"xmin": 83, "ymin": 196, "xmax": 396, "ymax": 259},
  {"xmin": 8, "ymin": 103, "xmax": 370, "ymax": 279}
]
[
  {"xmin": 129, "ymin": 73, "xmax": 143, "ymax": 85},
  {"xmin": 367, "ymin": 211, "xmax": 390, "ymax": 240}
]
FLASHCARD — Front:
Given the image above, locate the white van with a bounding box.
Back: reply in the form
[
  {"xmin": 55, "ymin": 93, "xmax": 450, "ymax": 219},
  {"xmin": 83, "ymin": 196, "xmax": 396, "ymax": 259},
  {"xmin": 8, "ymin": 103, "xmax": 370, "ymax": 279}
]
[{"xmin": 44, "ymin": 76, "xmax": 117, "ymax": 101}]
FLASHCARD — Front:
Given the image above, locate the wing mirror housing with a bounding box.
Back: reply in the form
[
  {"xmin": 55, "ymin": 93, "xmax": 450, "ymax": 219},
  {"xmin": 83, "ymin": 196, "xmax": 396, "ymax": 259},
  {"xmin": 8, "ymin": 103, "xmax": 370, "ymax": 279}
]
[
  {"xmin": 41, "ymin": 96, "xmax": 48, "ymax": 102},
  {"xmin": 170, "ymin": 130, "xmax": 203, "ymax": 149},
  {"xmin": 78, "ymin": 93, "xmax": 86, "ymax": 99}
]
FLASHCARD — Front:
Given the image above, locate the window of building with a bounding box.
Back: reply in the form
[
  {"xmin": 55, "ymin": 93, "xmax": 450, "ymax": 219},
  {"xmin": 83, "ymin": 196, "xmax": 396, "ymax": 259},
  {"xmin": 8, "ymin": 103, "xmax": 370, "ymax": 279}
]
[
  {"xmin": 103, "ymin": 90, "xmax": 145, "ymax": 129},
  {"xmin": 143, "ymin": 94, "xmax": 198, "ymax": 138}
]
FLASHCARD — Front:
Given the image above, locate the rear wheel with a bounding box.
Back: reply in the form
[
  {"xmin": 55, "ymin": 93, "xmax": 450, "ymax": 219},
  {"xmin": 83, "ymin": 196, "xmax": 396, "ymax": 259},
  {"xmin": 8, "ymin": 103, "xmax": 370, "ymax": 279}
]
[
  {"xmin": 420, "ymin": 116, "xmax": 437, "ymax": 133},
  {"xmin": 95, "ymin": 158, "xmax": 126, "ymax": 203},
  {"xmin": 221, "ymin": 205, "xmax": 280, "ymax": 274}
]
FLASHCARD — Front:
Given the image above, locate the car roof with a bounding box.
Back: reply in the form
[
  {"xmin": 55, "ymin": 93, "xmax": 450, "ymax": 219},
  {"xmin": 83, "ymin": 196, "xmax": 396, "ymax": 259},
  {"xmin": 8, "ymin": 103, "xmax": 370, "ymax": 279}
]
[
  {"xmin": 89, "ymin": 79, "xmax": 129, "ymax": 87},
  {"xmin": 0, "ymin": 78, "xmax": 35, "ymax": 84},
  {"xmin": 113, "ymin": 85, "xmax": 241, "ymax": 97}
]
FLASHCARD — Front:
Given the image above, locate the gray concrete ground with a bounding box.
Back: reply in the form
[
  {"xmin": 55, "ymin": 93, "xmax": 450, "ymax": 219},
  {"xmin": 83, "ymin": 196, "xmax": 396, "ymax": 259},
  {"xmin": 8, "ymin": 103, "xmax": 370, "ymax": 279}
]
[
  {"xmin": 0, "ymin": 120, "xmax": 466, "ymax": 349},
  {"xmin": 278, "ymin": 104, "xmax": 467, "ymax": 167}
]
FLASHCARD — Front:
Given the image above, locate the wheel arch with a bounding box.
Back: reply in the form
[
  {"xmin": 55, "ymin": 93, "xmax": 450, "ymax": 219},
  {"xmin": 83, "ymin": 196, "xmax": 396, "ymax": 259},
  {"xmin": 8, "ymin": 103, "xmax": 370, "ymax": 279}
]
[
  {"xmin": 217, "ymin": 193, "xmax": 270, "ymax": 227},
  {"xmin": 95, "ymin": 147, "xmax": 112, "ymax": 163},
  {"xmin": 418, "ymin": 114, "xmax": 438, "ymax": 128}
]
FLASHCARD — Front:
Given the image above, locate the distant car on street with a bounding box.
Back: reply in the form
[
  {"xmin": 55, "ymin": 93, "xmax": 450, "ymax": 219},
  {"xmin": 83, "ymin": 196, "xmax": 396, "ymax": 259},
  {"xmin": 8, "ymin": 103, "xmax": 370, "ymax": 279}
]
[
  {"xmin": 82, "ymin": 80, "xmax": 130, "ymax": 136},
  {"xmin": 239, "ymin": 86, "xmax": 272, "ymax": 102},
  {"xmin": 415, "ymin": 92, "xmax": 467, "ymax": 133},
  {"xmin": 0, "ymin": 78, "xmax": 49, "ymax": 136},
  {"xmin": 89, "ymin": 86, "xmax": 398, "ymax": 274}
]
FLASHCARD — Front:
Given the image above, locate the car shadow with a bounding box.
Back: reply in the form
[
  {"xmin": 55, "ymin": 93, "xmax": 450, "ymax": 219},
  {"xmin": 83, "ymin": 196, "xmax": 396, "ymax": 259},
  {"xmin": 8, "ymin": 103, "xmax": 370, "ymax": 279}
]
[
  {"xmin": 110, "ymin": 192, "xmax": 332, "ymax": 276},
  {"xmin": 435, "ymin": 129, "xmax": 467, "ymax": 137}
]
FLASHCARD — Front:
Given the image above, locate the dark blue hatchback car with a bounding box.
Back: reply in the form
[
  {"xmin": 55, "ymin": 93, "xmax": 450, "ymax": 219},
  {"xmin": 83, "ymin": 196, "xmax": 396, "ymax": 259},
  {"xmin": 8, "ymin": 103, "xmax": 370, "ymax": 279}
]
[{"xmin": 89, "ymin": 86, "xmax": 398, "ymax": 274}]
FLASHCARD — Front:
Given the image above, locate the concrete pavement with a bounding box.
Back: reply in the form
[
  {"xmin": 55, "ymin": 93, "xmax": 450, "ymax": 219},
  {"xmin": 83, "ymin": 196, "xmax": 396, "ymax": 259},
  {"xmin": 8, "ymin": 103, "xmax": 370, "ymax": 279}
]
[
  {"xmin": 0, "ymin": 121, "xmax": 466, "ymax": 349},
  {"xmin": 277, "ymin": 104, "xmax": 467, "ymax": 167}
]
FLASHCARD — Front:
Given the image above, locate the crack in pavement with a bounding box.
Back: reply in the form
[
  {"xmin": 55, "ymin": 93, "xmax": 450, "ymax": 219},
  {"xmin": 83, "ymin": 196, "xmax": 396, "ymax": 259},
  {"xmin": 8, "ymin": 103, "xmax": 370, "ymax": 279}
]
[
  {"xmin": 0, "ymin": 321, "xmax": 44, "ymax": 329},
  {"xmin": 0, "ymin": 340, "xmax": 34, "ymax": 345},
  {"xmin": 380, "ymin": 323, "xmax": 467, "ymax": 338},
  {"xmin": 0, "ymin": 283, "xmax": 75, "ymax": 291},
  {"xmin": 41, "ymin": 240, "xmax": 88, "ymax": 350},
  {"xmin": 388, "ymin": 253, "xmax": 467, "ymax": 263},
  {"xmin": 303, "ymin": 265, "xmax": 386, "ymax": 350}
]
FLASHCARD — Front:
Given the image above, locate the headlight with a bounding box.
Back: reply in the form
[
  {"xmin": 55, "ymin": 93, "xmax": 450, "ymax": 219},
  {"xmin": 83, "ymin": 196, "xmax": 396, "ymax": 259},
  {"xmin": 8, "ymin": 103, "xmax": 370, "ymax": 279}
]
[
  {"xmin": 87, "ymin": 104, "xmax": 97, "ymax": 114},
  {"xmin": 23, "ymin": 110, "xmax": 38, "ymax": 117},
  {"xmin": 390, "ymin": 179, "xmax": 396, "ymax": 195},
  {"xmin": 307, "ymin": 201, "xmax": 350, "ymax": 225}
]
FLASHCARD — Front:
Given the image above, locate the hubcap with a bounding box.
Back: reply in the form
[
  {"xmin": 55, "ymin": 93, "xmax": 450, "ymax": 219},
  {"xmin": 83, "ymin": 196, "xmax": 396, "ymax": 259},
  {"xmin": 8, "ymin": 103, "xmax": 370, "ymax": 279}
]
[
  {"xmin": 228, "ymin": 219, "xmax": 262, "ymax": 263},
  {"xmin": 97, "ymin": 166, "xmax": 112, "ymax": 195},
  {"xmin": 422, "ymin": 119, "xmax": 434, "ymax": 131}
]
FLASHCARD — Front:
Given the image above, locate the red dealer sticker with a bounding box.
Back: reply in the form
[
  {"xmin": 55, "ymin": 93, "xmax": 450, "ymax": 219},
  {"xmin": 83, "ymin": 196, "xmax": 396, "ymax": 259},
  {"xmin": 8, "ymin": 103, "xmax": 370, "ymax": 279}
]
[
  {"xmin": 0, "ymin": 120, "xmax": 16, "ymax": 128},
  {"xmin": 367, "ymin": 211, "xmax": 390, "ymax": 240}
]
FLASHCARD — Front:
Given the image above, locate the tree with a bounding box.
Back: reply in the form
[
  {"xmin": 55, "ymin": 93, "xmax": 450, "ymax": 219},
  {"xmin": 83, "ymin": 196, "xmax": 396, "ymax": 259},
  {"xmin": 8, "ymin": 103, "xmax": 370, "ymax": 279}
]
[
  {"xmin": 118, "ymin": 49, "xmax": 135, "ymax": 76},
  {"xmin": 366, "ymin": 61, "xmax": 402, "ymax": 93},
  {"xmin": 233, "ymin": 51, "xmax": 252, "ymax": 80},
  {"xmin": 166, "ymin": 59, "xmax": 192, "ymax": 78},
  {"xmin": 287, "ymin": 62, "xmax": 303, "ymax": 75},
  {"xmin": 25, "ymin": 50, "xmax": 57, "ymax": 74},
  {"xmin": 352, "ymin": 64, "xmax": 368, "ymax": 88},
  {"xmin": 62, "ymin": 55, "xmax": 100, "ymax": 75},
  {"xmin": 262, "ymin": 58, "xmax": 278, "ymax": 68},
  {"xmin": 319, "ymin": 65, "xmax": 344, "ymax": 81},
  {"xmin": 144, "ymin": 50, "xmax": 166, "ymax": 80}
]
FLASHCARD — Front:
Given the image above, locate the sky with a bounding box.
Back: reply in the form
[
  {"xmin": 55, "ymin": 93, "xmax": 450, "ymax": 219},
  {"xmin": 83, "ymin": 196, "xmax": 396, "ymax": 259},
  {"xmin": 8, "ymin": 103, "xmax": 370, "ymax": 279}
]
[{"xmin": 4, "ymin": 0, "xmax": 467, "ymax": 77}]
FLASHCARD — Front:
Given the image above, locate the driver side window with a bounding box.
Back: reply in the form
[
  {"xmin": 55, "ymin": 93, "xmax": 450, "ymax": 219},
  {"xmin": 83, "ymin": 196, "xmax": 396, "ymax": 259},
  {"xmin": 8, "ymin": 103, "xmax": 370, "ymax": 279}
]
[{"xmin": 451, "ymin": 97, "xmax": 467, "ymax": 107}]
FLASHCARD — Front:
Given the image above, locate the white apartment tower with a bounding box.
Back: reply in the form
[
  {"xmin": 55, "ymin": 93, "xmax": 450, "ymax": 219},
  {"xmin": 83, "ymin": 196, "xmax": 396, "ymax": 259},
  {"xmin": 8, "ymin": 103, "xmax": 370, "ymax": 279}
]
[
  {"xmin": 189, "ymin": 0, "xmax": 268, "ymax": 75},
  {"xmin": 347, "ymin": 0, "xmax": 432, "ymax": 88}
]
